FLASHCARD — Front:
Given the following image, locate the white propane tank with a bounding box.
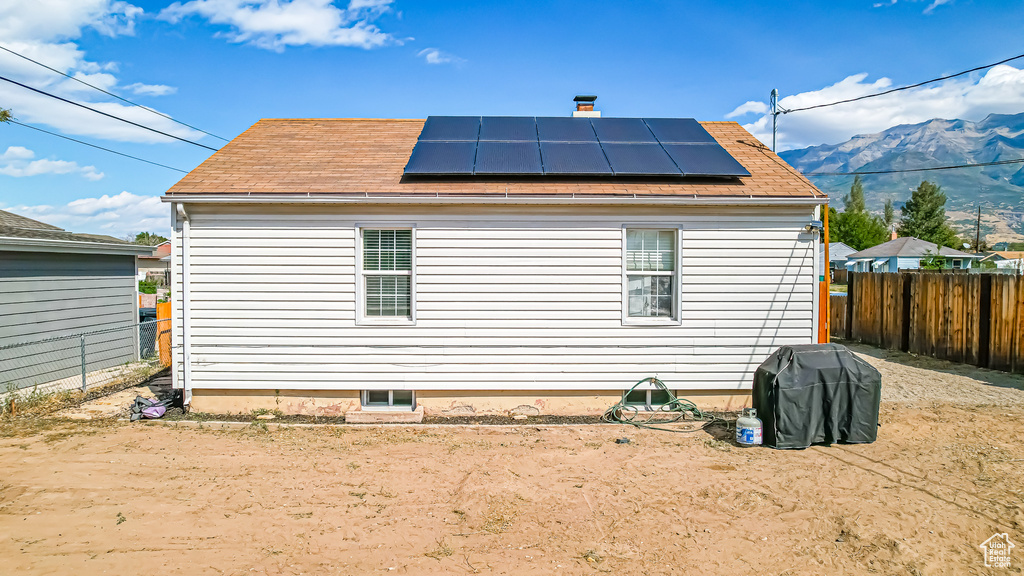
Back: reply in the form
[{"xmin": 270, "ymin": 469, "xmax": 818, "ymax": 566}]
[{"xmin": 736, "ymin": 408, "xmax": 763, "ymax": 447}]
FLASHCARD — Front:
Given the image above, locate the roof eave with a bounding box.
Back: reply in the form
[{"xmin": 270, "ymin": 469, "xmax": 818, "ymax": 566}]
[
  {"xmin": 0, "ymin": 236, "xmax": 155, "ymax": 256},
  {"xmin": 161, "ymin": 193, "xmax": 824, "ymax": 207}
]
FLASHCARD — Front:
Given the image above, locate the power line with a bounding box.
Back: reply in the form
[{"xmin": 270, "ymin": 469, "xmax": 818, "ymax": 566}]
[
  {"xmin": 779, "ymin": 51, "xmax": 1024, "ymax": 115},
  {"xmin": 805, "ymin": 157, "xmax": 1024, "ymax": 176},
  {"xmin": 9, "ymin": 120, "xmax": 189, "ymax": 173},
  {"xmin": 0, "ymin": 43, "xmax": 229, "ymax": 142},
  {"xmin": 0, "ymin": 74, "xmax": 219, "ymax": 152}
]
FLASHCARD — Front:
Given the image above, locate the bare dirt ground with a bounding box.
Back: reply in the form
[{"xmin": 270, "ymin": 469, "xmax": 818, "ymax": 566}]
[{"xmin": 1, "ymin": 346, "xmax": 1023, "ymax": 575}]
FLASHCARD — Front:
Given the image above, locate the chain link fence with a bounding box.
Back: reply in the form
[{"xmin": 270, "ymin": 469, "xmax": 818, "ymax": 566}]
[{"xmin": 1, "ymin": 319, "xmax": 171, "ymax": 401}]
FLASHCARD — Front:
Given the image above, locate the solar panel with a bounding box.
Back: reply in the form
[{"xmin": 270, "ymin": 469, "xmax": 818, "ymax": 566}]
[
  {"xmin": 662, "ymin": 143, "xmax": 750, "ymax": 177},
  {"xmin": 418, "ymin": 116, "xmax": 480, "ymax": 141},
  {"xmin": 602, "ymin": 143, "xmax": 680, "ymax": 175},
  {"xmin": 474, "ymin": 142, "xmax": 543, "ymax": 174},
  {"xmin": 403, "ymin": 141, "xmax": 477, "ymax": 174},
  {"xmin": 590, "ymin": 118, "xmax": 656, "ymax": 143},
  {"xmin": 540, "ymin": 142, "xmax": 612, "ymax": 175},
  {"xmin": 643, "ymin": 118, "xmax": 716, "ymax": 144},
  {"xmin": 479, "ymin": 117, "xmax": 537, "ymax": 141},
  {"xmin": 404, "ymin": 115, "xmax": 749, "ymax": 178},
  {"xmin": 536, "ymin": 117, "xmax": 598, "ymax": 142}
]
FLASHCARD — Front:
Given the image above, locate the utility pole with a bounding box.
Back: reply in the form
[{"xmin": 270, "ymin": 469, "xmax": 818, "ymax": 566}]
[
  {"xmin": 975, "ymin": 204, "xmax": 981, "ymax": 253},
  {"xmin": 770, "ymin": 89, "xmax": 779, "ymax": 153}
]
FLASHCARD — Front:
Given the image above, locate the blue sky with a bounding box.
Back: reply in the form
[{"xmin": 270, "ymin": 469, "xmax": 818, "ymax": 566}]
[{"xmin": 1, "ymin": 0, "xmax": 1022, "ymax": 238}]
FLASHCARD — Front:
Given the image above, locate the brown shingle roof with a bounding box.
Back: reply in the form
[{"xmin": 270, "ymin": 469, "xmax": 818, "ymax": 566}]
[{"xmin": 165, "ymin": 119, "xmax": 824, "ymax": 199}]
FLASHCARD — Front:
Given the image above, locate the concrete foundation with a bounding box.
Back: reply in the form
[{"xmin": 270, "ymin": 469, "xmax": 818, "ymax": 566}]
[{"xmin": 190, "ymin": 388, "xmax": 752, "ymax": 417}]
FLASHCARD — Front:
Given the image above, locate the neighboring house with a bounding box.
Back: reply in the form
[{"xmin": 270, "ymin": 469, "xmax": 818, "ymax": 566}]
[
  {"xmin": 163, "ymin": 108, "xmax": 827, "ymax": 417},
  {"xmin": 0, "ymin": 210, "xmax": 155, "ymax": 391},
  {"xmin": 845, "ymin": 237, "xmax": 982, "ymax": 272},
  {"xmin": 820, "ymin": 242, "xmax": 855, "ymax": 270},
  {"xmin": 980, "ymin": 251, "xmax": 1024, "ymax": 273},
  {"xmin": 137, "ymin": 240, "xmax": 171, "ymax": 284}
]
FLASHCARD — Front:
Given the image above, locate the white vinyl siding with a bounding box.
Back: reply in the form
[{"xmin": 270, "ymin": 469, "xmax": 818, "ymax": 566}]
[{"xmin": 170, "ymin": 204, "xmax": 816, "ymax": 393}]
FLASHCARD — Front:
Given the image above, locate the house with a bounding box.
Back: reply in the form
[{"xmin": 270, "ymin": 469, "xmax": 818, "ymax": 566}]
[
  {"xmin": 980, "ymin": 251, "xmax": 1024, "ymax": 273},
  {"xmin": 845, "ymin": 236, "xmax": 981, "ymax": 272},
  {"xmin": 137, "ymin": 240, "xmax": 171, "ymax": 284},
  {"xmin": 162, "ymin": 104, "xmax": 828, "ymax": 417},
  {"xmin": 820, "ymin": 241, "xmax": 855, "ymax": 270},
  {"xmin": 0, "ymin": 209, "xmax": 154, "ymax": 391}
]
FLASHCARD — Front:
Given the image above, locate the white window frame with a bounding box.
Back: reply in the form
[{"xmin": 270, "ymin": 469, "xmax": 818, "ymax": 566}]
[
  {"xmin": 361, "ymin": 390, "xmax": 416, "ymax": 411},
  {"xmin": 621, "ymin": 226, "xmax": 682, "ymax": 326},
  {"xmin": 356, "ymin": 225, "xmax": 417, "ymax": 326}
]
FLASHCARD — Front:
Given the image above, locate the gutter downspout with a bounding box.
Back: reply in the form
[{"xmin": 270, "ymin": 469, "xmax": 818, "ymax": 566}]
[
  {"xmin": 176, "ymin": 203, "xmax": 193, "ymax": 407},
  {"xmin": 811, "ymin": 206, "xmax": 820, "ymax": 346}
]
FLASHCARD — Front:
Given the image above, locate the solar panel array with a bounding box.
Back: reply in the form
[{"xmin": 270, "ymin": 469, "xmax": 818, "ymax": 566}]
[{"xmin": 404, "ymin": 116, "xmax": 750, "ymax": 178}]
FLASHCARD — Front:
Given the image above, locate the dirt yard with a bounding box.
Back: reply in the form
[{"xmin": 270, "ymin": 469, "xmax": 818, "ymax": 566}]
[{"xmin": 1, "ymin": 344, "xmax": 1022, "ymax": 575}]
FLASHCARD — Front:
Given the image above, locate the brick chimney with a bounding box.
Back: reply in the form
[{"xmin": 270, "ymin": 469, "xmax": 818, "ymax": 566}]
[
  {"xmin": 890, "ymin": 228, "xmax": 897, "ymax": 241},
  {"xmin": 572, "ymin": 95, "xmax": 600, "ymax": 118}
]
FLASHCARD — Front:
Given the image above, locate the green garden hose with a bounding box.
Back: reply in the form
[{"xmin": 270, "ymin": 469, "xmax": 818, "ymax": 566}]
[{"xmin": 601, "ymin": 376, "xmax": 725, "ymax": 433}]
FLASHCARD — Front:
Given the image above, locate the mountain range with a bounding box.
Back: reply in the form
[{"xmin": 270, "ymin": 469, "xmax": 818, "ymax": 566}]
[{"xmin": 779, "ymin": 113, "xmax": 1024, "ymax": 243}]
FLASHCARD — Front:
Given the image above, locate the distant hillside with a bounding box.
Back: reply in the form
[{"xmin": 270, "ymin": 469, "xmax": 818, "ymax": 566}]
[{"xmin": 780, "ymin": 113, "xmax": 1024, "ymax": 243}]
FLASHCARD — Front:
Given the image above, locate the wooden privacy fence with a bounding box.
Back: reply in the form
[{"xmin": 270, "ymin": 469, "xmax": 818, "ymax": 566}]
[{"xmin": 832, "ymin": 272, "xmax": 1024, "ymax": 374}]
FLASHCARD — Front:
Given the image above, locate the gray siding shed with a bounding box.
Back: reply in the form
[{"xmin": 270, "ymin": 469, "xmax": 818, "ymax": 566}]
[{"xmin": 0, "ymin": 210, "xmax": 154, "ymax": 391}]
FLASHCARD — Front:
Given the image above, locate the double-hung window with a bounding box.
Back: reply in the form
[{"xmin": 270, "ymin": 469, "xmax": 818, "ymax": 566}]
[
  {"xmin": 624, "ymin": 228, "xmax": 678, "ymax": 323},
  {"xmin": 359, "ymin": 228, "xmax": 414, "ymax": 323}
]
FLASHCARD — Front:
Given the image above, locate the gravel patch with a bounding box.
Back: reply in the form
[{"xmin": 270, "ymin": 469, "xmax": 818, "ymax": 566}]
[{"xmin": 845, "ymin": 341, "xmax": 1024, "ymax": 406}]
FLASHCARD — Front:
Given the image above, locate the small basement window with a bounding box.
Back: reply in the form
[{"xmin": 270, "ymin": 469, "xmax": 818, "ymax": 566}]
[
  {"xmin": 362, "ymin": 390, "xmax": 415, "ymax": 410},
  {"xmin": 624, "ymin": 388, "xmax": 672, "ymax": 410}
]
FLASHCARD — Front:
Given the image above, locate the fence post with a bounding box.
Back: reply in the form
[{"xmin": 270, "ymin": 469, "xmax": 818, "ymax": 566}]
[
  {"xmin": 80, "ymin": 335, "xmax": 87, "ymax": 393},
  {"xmin": 979, "ymin": 275, "xmax": 992, "ymax": 368},
  {"xmin": 846, "ymin": 273, "xmax": 855, "ymax": 341}
]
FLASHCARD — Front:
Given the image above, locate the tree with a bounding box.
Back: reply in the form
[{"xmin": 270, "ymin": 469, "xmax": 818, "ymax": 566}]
[
  {"xmin": 843, "ymin": 175, "xmax": 867, "ymax": 213},
  {"xmin": 131, "ymin": 232, "xmax": 168, "ymax": 246},
  {"xmin": 897, "ymin": 181, "xmax": 962, "ymax": 248},
  {"xmin": 833, "ymin": 176, "xmax": 889, "ymax": 250},
  {"xmin": 883, "ymin": 198, "xmax": 895, "ymax": 230},
  {"xmin": 0, "ymin": 108, "xmax": 12, "ymax": 123}
]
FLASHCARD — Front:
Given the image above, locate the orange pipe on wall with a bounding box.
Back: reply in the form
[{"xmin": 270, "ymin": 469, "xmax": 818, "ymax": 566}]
[{"xmin": 822, "ymin": 205, "xmax": 831, "ymax": 343}]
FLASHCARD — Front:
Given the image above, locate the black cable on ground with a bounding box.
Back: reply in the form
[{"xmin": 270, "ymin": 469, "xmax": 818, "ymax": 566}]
[{"xmin": 601, "ymin": 376, "xmax": 728, "ymax": 433}]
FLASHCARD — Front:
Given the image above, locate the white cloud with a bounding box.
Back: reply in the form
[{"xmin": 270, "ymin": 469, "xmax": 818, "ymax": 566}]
[
  {"xmin": 3, "ymin": 192, "xmax": 169, "ymax": 237},
  {"xmin": 727, "ymin": 64, "xmax": 1024, "ymax": 150},
  {"xmin": 923, "ymin": 0, "xmax": 953, "ymax": 13},
  {"xmin": 0, "ymin": 146, "xmax": 104, "ymax": 181},
  {"xmin": 1, "ymin": 146, "xmax": 35, "ymax": 161},
  {"xmin": 725, "ymin": 100, "xmax": 767, "ymax": 118},
  {"xmin": 416, "ymin": 47, "xmax": 464, "ymax": 66},
  {"xmin": 0, "ymin": 2, "xmax": 199, "ymax": 144},
  {"xmin": 160, "ymin": 0, "xmax": 398, "ymax": 51},
  {"xmin": 873, "ymin": 0, "xmax": 954, "ymax": 12},
  {"xmin": 0, "ymin": 0, "xmax": 141, "ymax": 42},
  {"xmin": 125, "ymin": 82, "xmax": 178, "ymax": 96}
]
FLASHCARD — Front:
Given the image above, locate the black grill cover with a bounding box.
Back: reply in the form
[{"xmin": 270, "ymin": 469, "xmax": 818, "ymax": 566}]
[{"xmin": 752, "ymin": 344, "xmax": 881, "ymax": 449}]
